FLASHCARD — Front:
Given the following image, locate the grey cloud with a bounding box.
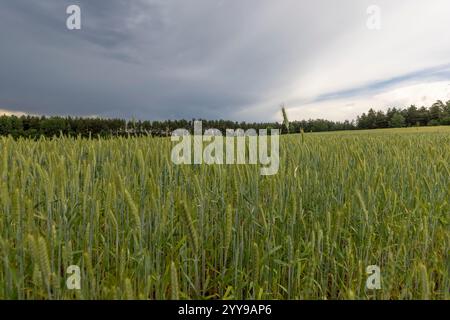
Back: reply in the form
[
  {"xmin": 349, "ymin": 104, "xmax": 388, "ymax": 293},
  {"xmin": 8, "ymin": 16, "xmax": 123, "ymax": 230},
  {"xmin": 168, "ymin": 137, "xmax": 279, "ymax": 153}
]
[{"xmin": 1, "ymin": 0, "xmax": 447, "ymax": 121}]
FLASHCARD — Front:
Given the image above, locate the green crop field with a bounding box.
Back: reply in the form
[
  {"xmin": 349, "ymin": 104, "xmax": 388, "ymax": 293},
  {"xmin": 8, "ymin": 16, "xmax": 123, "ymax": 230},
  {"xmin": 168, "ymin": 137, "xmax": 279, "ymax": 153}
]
[{"xmin": 0, "ymin": 126, "xmax": 449, "ymax": 300}]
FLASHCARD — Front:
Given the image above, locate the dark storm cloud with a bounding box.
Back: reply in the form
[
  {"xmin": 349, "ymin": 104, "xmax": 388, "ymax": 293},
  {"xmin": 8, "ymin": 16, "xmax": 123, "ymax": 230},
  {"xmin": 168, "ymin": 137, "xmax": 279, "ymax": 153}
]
[
  {"xmin": 1, "ymin": 0, "xmax": 449, "ymax": 121},
  {"xmin": 2, "ymin": 0, "xmax": 357, "ymax": 120}
]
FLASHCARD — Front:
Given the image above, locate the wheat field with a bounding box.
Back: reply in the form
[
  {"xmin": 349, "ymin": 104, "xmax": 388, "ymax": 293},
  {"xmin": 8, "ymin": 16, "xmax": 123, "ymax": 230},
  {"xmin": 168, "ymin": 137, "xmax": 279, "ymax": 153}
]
[{"xmin": 0, "ymin": 127, "xmax": 449, "ymax": 300}]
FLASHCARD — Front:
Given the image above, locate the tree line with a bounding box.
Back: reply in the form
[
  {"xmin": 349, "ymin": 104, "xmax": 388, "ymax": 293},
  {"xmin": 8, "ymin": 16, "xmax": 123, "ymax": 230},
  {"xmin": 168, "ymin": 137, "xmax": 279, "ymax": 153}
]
[
  {"xmin": 356, "ymin": 100, "xmax": 450, "ymax": 129},
  {"xmin": 0, "ymin": 100, "xmax": 449, "ymax": 138}
]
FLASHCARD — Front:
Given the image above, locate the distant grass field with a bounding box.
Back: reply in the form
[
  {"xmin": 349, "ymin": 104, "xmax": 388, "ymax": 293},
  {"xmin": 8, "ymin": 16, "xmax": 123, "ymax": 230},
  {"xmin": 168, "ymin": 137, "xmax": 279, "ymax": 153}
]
[
  {"xmin": 0, "ymin": 126, "xmax": 448, "ymax": 299},
  {"xmin": 308, "ymin": 125, "xmax": 450, "ymax": 135}
]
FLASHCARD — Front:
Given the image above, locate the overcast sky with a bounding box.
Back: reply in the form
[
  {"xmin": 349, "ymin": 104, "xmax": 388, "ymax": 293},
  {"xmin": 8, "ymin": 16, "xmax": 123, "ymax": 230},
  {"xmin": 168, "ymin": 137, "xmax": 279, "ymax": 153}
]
[{"xmin": 1, "ymin": 0, "xmax": 450, "ymax": 122}]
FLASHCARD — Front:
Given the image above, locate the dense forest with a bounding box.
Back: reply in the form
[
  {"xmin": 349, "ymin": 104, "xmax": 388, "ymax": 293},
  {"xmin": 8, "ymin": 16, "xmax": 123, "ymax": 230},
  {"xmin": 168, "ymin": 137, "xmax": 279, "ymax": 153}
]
[{"xmin": 0, "ymin": 100, "xmax": 449, "ymax": 138}]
